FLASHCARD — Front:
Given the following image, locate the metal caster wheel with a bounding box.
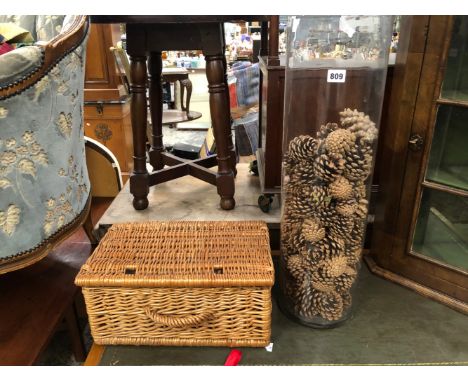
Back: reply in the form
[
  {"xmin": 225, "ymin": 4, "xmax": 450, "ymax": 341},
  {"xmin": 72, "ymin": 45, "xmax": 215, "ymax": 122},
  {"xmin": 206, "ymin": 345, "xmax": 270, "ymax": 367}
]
[{"xmin": 258, "ymin": 194, "xmax": 273, "ymax": 213}]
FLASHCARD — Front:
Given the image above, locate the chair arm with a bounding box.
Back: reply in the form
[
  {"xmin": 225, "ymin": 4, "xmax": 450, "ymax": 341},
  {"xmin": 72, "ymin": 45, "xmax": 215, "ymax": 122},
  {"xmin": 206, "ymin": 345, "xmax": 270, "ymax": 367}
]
[
  {"xmin": 0, "ymin": 46, "xmax": 44, "ymax": 88},
  {"xmin": 0, "ymin": 15, "xmax": 89, "ymax": 101}
]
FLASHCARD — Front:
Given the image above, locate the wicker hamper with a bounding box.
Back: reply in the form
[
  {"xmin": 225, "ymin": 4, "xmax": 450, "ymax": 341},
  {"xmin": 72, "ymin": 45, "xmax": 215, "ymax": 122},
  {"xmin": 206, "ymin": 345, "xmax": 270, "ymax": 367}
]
[{"xmin": 75, "ymin": 221, "xmax": 274, "ymax": 347}]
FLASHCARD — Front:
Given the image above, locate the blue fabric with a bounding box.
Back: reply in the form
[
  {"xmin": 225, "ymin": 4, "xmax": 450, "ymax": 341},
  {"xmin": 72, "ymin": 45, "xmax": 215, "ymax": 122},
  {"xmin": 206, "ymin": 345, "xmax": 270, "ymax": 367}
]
[
  {"xmin": 0, "ymin": 45, "xmax": 43, "ymax": 87},
  {"xmin": 233, "ymin": 112, "xmax": 259, "ymax": 156},
  {"xmin": 231, "ymin": 63, "xmax": 259, "ymax": 107},
  {"xmin": 0, "ymin": 16, "xmax": 90, "ymax": 261}
]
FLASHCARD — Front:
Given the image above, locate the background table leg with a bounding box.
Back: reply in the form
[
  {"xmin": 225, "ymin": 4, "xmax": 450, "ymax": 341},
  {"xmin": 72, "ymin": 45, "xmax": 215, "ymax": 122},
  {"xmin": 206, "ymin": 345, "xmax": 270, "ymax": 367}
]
[{"xmin": 180, "ymin": 78, "xmax": 192, "ymax": 115}]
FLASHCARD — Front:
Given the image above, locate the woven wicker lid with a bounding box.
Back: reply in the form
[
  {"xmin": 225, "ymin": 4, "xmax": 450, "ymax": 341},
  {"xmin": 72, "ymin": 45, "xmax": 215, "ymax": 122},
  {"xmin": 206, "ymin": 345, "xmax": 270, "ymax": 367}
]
[{"xmin": 75, "ymin": 221, "xmax": 274, "ymax": 288}]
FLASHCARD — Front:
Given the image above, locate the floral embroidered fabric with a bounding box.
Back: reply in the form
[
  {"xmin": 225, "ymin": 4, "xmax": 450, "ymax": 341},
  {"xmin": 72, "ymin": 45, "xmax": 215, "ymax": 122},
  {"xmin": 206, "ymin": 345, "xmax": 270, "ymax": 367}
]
[{"xmin": 0, "ymin": 16, "xmax": 90, "ymax": 261}]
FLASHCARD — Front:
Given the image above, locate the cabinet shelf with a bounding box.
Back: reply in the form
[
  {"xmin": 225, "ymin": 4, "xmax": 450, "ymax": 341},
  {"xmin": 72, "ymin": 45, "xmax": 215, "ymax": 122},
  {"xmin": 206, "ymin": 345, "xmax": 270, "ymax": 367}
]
[
  {"xmin": 413, "ymin": 206, "xmax": 468, "ymax": 272},
  {"xmin": 425, "ymin": 166, "xmax": 468, "ymax": 194}
]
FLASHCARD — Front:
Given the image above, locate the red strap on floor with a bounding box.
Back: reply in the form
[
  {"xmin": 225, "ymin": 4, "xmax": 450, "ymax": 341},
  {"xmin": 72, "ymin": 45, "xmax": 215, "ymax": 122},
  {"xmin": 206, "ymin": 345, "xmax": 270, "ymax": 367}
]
[{"xmin": 224, "ymin": 349, "xmax": 242, "ymax": 366}]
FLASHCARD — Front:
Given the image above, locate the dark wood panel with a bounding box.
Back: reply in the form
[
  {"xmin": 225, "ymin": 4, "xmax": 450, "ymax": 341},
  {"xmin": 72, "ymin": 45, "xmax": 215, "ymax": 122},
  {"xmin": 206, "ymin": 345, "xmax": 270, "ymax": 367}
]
[
  {"xmin": 0, "ymin": 242, "xmax": 91, "ymax": 365},
  {"xmin": 258, "ymin": 56, "xmax": 285, "ymax": 191}
]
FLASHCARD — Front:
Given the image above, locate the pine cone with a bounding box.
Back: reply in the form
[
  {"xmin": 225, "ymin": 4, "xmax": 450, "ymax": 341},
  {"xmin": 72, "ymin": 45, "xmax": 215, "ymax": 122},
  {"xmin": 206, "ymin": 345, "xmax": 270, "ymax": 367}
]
[
  {"xmin": 295, "ymin": 286, "xmax": 315, "ymax": 318},
  {"xmin": 290, "ymin": 229, "xmax": 308, "ymax": 254},
  {"xmin": 281, "ymin": 216, "xmax": 302, "ymax": 248},
  {"xmin": 286, "ymin": 255, "xmax": 309, "ymax": 282},
  {"xmin": 324, "ymin": 129, "xmax": 356, "ymax": 158},
  {"xmin": 301, "ymin": 218, "xmax": 326, "ymax": 243},
  {"xmin": 288, "ymin": 135, "xmax": 318, "ymax": 161},
  {"xmin": 312, "ymin": 289, "xmax": 344, "ymax": 321},
  {"xmin": 289, "ymin": 159, "xmax": 316, "ymax": 184},
  {"xmin": 288, "ymin": 183, "xmax": 329, "ymax": 205},
  {"xmin": 309, "ymin": 265, "xmax": 357, "ymax": 300},
  {"xmin": 284, "ymin": 181, "xmax": 301, "ymax": 197},
  {"xmin": 315, "ymin": 206, "xmax": 337, "ymax": 227},
  {"xmin": 300, "ymin": 245, "xmax": 323, "ymax": 268},
  {"xmin": 347, "ymin": 221, "xmax": 366, "ymax": 249},
  {"xmin": 317, "ymin": 122, "xmax": 339, "ymax": 140},
  {"xmin": 311, "ymin": 235, "xmax": 345, "ymax": 259},
  {"xmin": 355, "ymin": 198, "xmax": 369, "ymax": 220},
  {"xmin": 335, "ymin": 199, "xmax": 358, "ymax": 217},
  {"xmin": 342, "ymin": 143, "xmax": 373, "ymax": 182},
  {"xmin": 284, "ymin": 194, "xmax": 317, "ymax": 218},
  {"xmin": 328, "ymin": 214, "xmax": 354, "ymax": 239},
  {"xmin": 339, "ymin": 108, "xmax": 367, "ymax": 128},
  {"xmin": 328, "ymin": 176, "xmax": 353, "ymax": 200},
  {"xmin": 319, "ymin": 255, "xmax": 350, "ymax": 279},
  {"xmin": 314, "ymin": 154, "xmax": 345, "ymax": 182},
  {"xmin": 286, "ymin": 184, "xmax": 331, "ymax": 217},
  {"xmin": 339, "ymin": 108, "xmax": 378, "ymax": 144},
  {"xmin": 283, "ymin": 152, "xmax": 297, "ymax": 175},
  {"xmin": 305, "ymin": 184, "xmax": 331, "ymax": 210},
  {"xmin": 333, "ymin": 272, "xmax": 357, "ymax": 294},
  {"xmin": 345, "ymin": 243, "xmax": 362, "ymax": 265},
  {"xmin": 342, "ymin": 291, "xmax": 352, "ymax": 309},
  {"xmin": 282, "ymin": 214, "xmax": 303, "ymax": 229},
  {"xmin": 353, "ymin": 182, "xmax": 367, "ymax": 199}
]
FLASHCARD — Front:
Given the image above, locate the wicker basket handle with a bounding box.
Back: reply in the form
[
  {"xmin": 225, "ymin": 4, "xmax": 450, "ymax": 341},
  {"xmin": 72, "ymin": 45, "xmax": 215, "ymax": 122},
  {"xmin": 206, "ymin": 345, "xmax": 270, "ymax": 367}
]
[{"xmin": 144, "ymin": 308, "xmax": 215, "ymax": 328}]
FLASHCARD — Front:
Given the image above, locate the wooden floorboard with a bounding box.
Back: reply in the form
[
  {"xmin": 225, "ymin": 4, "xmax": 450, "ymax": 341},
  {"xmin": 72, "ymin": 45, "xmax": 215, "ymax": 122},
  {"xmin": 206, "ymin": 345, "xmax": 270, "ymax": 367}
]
[{"xmin": 84, "ymin": 344, "xmax": 105, "ymax": 366}]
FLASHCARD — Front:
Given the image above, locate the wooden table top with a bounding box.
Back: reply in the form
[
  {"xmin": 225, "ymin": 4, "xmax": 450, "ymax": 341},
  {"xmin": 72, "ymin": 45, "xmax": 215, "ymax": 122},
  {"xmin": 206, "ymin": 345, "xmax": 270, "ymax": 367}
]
[{"xmin": 91, "ymin": 15, "xmax": 271, "ymax": 24}]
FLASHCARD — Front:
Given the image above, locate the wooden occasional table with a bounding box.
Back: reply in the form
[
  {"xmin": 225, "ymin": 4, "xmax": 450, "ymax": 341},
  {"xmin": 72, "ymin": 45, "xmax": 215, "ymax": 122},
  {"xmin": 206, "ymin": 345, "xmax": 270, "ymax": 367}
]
[{"xmin": 92, "ymin": 16, "xmax": 270, "ymax": 211}]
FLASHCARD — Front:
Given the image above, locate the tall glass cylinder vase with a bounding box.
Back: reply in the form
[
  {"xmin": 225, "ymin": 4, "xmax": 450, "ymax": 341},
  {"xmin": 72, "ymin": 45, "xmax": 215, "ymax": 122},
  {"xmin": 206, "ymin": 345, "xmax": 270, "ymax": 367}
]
[{"xmin": 278, "ymin": 15, "xmax": 393, "ymax": 327}]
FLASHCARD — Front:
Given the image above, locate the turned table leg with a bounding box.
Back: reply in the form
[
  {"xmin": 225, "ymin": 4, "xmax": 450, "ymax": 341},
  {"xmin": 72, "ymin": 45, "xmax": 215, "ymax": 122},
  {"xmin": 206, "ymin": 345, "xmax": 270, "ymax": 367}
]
[
  {"xmin": 148, "ymin": 52, "xmax": 165, "ymax": 170},
  {"xmin": 205, "ymin": 54, "xmax": 235, "ymax": 210},
  {"xmin": 222, "ymin": 55, "xmax": 237, "ymax": 176},
  {"xmin": 129, "ymin": 54, "xmax": 149, "ymax": 210}
]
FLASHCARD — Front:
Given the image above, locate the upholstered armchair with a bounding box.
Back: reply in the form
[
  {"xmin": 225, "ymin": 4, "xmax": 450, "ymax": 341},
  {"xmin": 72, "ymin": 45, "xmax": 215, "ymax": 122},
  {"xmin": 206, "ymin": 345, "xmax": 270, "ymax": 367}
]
[{"xmin": 0, "ymin": 16, "xmax": 92, "ymax": 274}]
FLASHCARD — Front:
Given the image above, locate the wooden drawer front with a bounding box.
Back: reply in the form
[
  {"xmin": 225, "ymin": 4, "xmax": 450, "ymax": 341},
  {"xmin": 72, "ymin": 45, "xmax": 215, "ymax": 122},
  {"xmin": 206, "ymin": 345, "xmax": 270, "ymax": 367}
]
[
  {"xmin": 84, "ymin": 102, "xmax": 130, "ymax": 119},
  {"xmin": 84, "ymin": 103, "xmax": 133, "ymax": 175},
  {"xmin": 84, "ymin": 119, "xmax": 129, "ymax": 173}
]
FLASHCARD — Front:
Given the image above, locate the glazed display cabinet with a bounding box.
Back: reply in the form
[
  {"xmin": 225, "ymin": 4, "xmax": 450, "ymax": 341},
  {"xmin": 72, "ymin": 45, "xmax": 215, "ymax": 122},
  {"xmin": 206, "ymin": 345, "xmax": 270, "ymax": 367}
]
[{"xmin": 369, "ymin": 16, "xmax": 468, "ymax": 313}]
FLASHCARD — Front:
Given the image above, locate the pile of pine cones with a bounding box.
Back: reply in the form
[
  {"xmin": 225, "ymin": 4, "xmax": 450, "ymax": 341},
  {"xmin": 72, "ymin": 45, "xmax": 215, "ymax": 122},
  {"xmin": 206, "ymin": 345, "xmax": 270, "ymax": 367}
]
[{"xmin": 281, "ymin": 108, "xmax": 377, "ymax": 323}]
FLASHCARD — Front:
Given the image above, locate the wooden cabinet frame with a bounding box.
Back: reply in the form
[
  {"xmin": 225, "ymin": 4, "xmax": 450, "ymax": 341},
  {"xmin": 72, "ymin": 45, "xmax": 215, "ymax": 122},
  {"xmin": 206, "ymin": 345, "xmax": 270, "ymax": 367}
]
[{"xmin": 367, "ymin": 16, "xmax": 468, "ymax": 313}]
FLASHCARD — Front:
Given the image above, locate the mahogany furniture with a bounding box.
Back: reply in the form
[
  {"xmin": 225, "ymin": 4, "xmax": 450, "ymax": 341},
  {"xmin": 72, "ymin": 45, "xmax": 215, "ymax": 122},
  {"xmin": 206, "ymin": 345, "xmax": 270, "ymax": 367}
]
[
  {"xmin": 91, "ymin": 16, "xmax": 275, "ymax": 211},
  {"xmin": 0, "ymin": 241, "xmax": 90, "ymax": 365},
  {"xmin": 91, "ymin": 17, "xmax": 234, "ymax": 210},
  {"xmin": 368, "ymin": 16, "xmax": 468, "ymax": 313},
  {"xmin": 257, "ymin": 56, "xmax": 285, "ymax": 198}
]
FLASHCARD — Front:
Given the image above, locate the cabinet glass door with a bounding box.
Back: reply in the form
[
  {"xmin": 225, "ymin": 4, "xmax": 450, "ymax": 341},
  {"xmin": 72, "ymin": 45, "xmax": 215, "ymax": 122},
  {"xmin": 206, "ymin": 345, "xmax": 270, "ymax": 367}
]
[{"xmin": 411, "ymin": 16, "xmax": 468, "ymax": 272}]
